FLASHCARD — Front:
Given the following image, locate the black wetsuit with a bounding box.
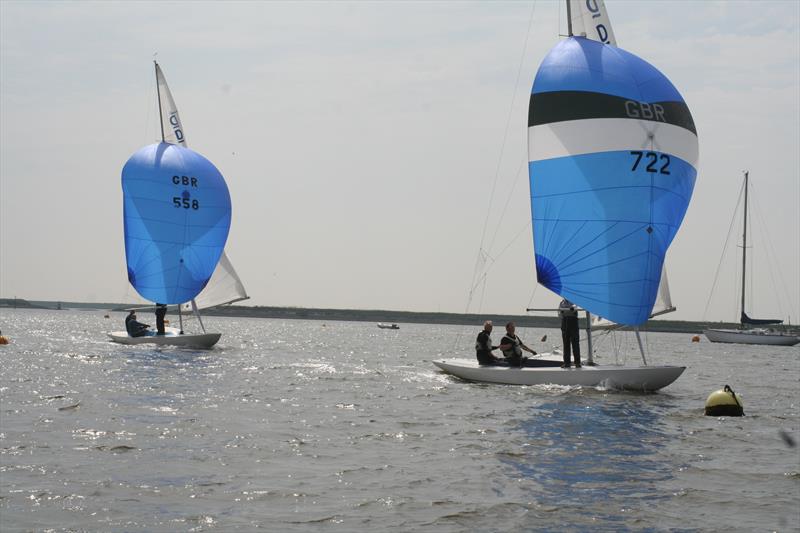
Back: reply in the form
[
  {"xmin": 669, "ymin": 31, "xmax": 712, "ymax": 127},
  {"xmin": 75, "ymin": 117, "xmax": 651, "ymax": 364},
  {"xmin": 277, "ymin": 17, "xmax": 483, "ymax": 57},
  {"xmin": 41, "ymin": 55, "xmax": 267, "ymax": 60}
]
[
  {"xmin": 559, "ymin": 300, "xmax": 581, "ymax": 366},
  {"xmin": 500, "ymin": 334, "xmax": 525, "ymax": 367},
  {"xmin": 475, "ymin": 330, "xmax": 501, "ymax": 365},
  {"xmin": 125, "ymin": 314, "xmax": 149, "ymax": 338},
  {"xmin": 155, "ymin": 305, "xmax": 167, "ymax": 335}
]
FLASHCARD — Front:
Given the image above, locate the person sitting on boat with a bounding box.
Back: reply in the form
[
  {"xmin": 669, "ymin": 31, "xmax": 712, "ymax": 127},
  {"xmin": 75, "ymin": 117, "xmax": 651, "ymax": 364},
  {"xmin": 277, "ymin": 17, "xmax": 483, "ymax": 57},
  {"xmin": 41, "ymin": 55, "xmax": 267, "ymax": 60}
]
[
  {"xmin": 125, "ymin": 310, "xmax": 150, "ymax": 338},
  {"xmin": 499, "ymin": 321, "xmax": 537, "ymax": 367},
  {"xmin": 558, "ymin": 298, "xmax": 581, "ymax": 368},
  {"xmin": 475, "ymin": 320, "xmax": 504, "ymax": 365},
  {"xmin": 155, "ymin": 303, "xmax": 167, "ymax": 335}
]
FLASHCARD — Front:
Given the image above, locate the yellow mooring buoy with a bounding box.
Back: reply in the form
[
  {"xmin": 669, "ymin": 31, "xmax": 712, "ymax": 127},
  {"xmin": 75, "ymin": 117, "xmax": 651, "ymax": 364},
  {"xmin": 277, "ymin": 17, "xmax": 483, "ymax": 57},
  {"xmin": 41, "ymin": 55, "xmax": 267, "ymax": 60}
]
[{"xmin": 705, "ymin": 384, "xmax": 744, "ymax": 416}]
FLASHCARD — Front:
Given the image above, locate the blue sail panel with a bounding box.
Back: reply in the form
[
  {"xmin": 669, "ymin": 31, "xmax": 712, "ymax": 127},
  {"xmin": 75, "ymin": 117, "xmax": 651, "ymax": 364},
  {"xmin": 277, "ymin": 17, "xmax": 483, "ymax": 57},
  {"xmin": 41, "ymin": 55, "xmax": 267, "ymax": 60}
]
[
  {"xmin": 122, "ymin": 142, "xmax": 231, "ymax": 305},
  {"xmin": 531, "ymin": 151, "xmax": 696, "ymax": 325},
  {"xmin": 528, "ymin": 37, "xmax": 698, "ymax": 326}
]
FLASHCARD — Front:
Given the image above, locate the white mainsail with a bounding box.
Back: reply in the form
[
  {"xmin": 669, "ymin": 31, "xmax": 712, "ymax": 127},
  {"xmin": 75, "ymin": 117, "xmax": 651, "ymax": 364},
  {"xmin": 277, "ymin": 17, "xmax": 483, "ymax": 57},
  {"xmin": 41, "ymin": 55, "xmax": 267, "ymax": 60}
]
[
  {"xmin": 568, "ymin": 0, "xmax": 616, "ymax": 45},
  {"xmin": 155, "ymin": 61, "xmax": 248, "ymax": 311},
  {"xmin": 181, "ymin": 253, "xmax": 248, "ymax": 311},
  {"xmin": 155, "ymin": 63, "xmax": 187, "ymax": 147}
]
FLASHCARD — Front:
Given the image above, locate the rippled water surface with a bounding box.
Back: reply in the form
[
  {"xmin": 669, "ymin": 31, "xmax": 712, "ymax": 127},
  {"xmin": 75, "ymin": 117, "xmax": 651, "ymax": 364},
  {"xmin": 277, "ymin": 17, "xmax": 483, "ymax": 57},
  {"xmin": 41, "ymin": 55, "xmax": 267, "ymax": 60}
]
[{"xmin": 1, "ymin": 309, "xmax": 798, "ymax": 531}]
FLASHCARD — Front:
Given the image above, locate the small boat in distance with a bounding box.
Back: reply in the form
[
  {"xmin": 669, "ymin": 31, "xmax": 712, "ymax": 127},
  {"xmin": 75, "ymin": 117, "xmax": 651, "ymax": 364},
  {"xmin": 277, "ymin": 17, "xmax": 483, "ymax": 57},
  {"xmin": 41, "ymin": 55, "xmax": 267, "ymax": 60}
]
[
  {"xmin": 704, "ymin": 171, "xmax": 799, "ymax": 346},
  {"xmin": 377, "ymin": 323, "xmax": 400, "ymax": 330}
]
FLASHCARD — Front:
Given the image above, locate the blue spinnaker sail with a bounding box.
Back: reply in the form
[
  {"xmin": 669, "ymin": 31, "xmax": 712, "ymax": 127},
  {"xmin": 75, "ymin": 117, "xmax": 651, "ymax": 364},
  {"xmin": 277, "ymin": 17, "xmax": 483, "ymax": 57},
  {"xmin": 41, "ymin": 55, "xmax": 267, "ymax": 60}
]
[
  {"xmin": 122, "ymin": 142, "xmax": 232, "ymax": 305},
  {"xmin": 528, "ymin": 37, "xmax": 698, "ymax": 326}
]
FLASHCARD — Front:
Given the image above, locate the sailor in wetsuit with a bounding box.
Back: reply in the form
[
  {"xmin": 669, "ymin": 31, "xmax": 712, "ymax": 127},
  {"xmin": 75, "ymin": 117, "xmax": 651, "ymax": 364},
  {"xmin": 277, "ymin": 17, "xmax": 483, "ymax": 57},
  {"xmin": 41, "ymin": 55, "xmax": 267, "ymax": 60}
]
[
  {"xmin": 155, "ymin": 303, "xmax": 167, "ymax": 335},
  {"xmin": 558, "ymin": 298, "xmax": 581, "ymax": 368},
  {"xmin": 125, "ymin": 310, "xmax": 150, "ymax": 338},
  {"xmin": 475, "ymin": 320, "xmax": 504, "ymax": 365},
  {"xmin": 498, "ymin": 321, "xmax": 537, "ymax": 367}
]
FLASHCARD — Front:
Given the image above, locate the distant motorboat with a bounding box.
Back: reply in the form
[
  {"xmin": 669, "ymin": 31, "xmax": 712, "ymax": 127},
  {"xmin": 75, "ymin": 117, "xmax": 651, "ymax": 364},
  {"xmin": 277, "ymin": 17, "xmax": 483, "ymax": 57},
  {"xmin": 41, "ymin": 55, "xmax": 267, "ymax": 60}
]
[{"xmin": 377, "ymin": 323, "xmax": 399, "ymax": 330}]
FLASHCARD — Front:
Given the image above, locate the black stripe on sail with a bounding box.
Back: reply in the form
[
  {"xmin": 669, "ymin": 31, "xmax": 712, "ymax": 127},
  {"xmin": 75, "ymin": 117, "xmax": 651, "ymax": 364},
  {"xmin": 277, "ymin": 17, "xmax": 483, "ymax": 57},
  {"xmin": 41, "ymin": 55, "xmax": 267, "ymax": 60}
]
[{"xmin": 529, "ymin": 91, "xmax": 696, "ymax": 135}]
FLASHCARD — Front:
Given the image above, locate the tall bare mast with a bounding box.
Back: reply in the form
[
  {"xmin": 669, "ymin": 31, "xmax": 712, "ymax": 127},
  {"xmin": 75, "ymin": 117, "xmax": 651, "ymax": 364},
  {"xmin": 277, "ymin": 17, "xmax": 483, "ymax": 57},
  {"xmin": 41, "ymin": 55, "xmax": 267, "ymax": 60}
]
[{"xmin": 740, "ymin": 171, "xmax": 749, "ymax": 322}]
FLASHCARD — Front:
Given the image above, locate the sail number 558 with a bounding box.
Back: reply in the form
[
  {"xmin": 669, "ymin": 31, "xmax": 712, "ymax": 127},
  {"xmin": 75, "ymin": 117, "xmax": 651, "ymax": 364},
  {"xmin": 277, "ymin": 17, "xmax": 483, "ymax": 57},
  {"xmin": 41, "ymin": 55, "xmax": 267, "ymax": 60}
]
[
  {"xmin": 630, "ymin": 151, "xmax": 670, "ymax": 175},
  {"xmin": 173, "ymin": 197, "xmax": 199, "ymax": 209}
]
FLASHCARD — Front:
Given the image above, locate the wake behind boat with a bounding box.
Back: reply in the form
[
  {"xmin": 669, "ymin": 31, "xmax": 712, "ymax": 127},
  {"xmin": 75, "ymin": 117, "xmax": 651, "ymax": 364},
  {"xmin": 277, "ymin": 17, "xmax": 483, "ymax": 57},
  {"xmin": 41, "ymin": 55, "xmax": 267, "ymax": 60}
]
[{"xmin": 433, "ymin": 358, "xmax": 685, "ymax": 392}]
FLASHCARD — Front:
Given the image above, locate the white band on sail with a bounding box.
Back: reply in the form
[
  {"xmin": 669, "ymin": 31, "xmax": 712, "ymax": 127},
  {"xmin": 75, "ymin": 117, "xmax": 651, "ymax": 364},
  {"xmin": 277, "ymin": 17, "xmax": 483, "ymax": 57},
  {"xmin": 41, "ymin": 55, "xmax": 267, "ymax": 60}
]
[{"xmin": 529, "ymin": 118, "xmax": 698, "ymax": 165}]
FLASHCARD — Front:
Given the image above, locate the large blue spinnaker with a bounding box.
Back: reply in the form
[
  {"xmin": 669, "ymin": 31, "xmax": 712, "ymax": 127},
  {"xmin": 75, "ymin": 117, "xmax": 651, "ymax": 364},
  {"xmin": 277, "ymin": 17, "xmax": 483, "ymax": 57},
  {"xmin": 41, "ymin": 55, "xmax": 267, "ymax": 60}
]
[
  {"xmin": 528, "ymin": 37, "xmax": 698, "ymax": 326},
  {"xmin": 122, "ymin": 142, "xmax": 232, "ymax": 305}
]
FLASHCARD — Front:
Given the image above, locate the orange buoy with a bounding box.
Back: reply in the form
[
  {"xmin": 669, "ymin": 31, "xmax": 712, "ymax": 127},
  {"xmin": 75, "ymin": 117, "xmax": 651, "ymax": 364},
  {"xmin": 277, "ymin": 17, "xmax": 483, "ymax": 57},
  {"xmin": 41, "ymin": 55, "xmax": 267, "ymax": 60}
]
[{"xmin": 691, "ymin": 335, "xmax": 700, "ymax": 343}]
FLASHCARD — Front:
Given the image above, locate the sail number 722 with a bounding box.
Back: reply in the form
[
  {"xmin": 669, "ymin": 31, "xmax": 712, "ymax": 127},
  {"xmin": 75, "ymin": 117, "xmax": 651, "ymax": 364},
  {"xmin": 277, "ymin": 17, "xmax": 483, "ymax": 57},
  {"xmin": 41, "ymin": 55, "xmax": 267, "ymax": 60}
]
[{"xmin": 630, "ymin": 151, "xmax": 670, "ymax": 174}]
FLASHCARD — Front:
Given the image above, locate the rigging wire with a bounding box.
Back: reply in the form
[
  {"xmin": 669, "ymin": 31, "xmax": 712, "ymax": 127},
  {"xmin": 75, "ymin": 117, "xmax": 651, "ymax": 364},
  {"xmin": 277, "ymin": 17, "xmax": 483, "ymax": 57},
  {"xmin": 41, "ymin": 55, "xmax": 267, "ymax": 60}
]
[
  {"xmin": 701, "ymin": 180, "xmax": 745, "ymax": 321},
  {"xmin": 750, "ymin": 186, "xmax": 798, "ymax": 322},
  {"xmin": 454, "ymin": 2, "xmax": 538, "ymax": 354}
]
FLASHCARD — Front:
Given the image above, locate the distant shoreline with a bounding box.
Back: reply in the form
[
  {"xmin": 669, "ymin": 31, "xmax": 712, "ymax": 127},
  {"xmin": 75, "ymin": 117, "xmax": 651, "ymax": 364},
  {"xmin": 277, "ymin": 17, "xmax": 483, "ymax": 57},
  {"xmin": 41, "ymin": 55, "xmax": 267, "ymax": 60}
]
[{"xmin": 0, "ymin": 298, "xmax": 758, "ymax": 334}]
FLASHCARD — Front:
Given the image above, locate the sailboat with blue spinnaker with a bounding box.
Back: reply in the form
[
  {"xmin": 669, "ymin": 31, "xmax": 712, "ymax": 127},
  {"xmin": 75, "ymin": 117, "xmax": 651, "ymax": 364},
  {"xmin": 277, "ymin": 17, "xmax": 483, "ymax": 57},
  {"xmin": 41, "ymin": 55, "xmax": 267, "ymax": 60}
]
[
  {"xmin": 434, "ymin": 0, "xmax": 697, "ymax": 391},
  {"xmin": 109, "ymin": 62, "xmax": 248, "ymax": 349}
]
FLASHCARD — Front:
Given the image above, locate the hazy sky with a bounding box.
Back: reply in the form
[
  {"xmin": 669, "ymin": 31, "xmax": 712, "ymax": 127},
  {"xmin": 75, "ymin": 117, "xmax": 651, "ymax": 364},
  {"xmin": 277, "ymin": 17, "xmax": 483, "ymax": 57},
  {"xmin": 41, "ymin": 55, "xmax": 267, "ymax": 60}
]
[{"xmin": 1, "ymin": 1, "xmax": 798, "ymax": 323}]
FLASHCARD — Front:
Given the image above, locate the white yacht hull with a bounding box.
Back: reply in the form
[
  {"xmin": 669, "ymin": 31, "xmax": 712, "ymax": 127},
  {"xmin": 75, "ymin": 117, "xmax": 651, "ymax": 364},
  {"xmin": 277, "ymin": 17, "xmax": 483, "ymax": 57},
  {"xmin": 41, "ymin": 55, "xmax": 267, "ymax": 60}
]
[
  {"xmin": 433, "ymin": 358, "xmax": 685, "ymax": 392},
  {"xmin": 703, "ymin": 328, "xmax": 799, "ymax": 346},
  {"xmin": 108, "ymin": 327, "xmax": 220, "ymax": 349}
]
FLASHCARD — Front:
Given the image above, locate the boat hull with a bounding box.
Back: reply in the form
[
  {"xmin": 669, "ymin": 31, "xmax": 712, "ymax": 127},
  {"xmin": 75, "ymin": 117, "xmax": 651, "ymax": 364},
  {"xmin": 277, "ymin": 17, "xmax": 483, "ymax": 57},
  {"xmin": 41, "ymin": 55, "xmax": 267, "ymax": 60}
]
[
  {"xmin": 108, "ymin": 328, "xmax": 220, "ymax": 349},
  {"xmin": 432, "ymin": 358, "xmax": 685, "ymax": 392},
  {"xmin": 703, "ymin": 328, "xmax": 799, "ymax": 346}
]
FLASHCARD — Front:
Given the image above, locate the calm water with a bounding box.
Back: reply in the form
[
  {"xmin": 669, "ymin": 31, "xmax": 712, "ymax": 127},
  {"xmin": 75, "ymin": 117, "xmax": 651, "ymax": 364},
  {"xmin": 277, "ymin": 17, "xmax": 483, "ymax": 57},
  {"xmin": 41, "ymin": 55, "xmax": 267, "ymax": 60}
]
[{"xmin": 0, "ymin": 309, "xmax": 798, "ymax": 532}]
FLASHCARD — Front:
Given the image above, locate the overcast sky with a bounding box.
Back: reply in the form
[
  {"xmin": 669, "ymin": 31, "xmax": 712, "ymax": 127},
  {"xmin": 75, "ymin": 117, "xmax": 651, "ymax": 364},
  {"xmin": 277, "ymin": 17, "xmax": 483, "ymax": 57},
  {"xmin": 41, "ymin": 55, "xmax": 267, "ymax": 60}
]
[{"xmin": 1, "ymin": 1, "xmax": 798, "ymax": 323}]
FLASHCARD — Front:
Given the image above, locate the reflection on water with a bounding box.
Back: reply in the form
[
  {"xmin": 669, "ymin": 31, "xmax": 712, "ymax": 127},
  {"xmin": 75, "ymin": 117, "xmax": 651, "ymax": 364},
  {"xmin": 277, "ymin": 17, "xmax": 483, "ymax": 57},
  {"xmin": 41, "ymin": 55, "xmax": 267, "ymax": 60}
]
[{"xmin": 0, "ymin": 310, "xmax": 797, "ymax": 532}]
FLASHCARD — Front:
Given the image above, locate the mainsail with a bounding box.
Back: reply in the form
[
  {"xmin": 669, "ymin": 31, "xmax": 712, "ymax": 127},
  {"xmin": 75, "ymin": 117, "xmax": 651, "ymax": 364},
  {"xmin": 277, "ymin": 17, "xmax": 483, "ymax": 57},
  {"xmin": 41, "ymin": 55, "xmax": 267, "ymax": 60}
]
[
  {"xmin": 567, "ymin": 0, "xmax": 616, "ymax": 45},
  {"xmin": 154, "ymin": 62, "xmax": 249, "ymax": 310},
  {"xmin": 528, "ymin": 36, "xmax": 699, "ymax": 326}
]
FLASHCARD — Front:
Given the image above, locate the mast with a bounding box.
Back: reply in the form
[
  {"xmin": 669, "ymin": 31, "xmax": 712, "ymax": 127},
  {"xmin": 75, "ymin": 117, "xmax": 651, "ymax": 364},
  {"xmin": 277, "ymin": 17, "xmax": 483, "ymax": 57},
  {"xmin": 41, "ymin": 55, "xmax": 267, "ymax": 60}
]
[
  {"xmin": 740, "ymin": 171, "xmax": 749, "ymax": 324},
  {"xmin": 565, "ymin": 0, "xmax": 574, "ymax": 37},
  {"xmin": 154, "ymin": 61, "xmax": 165, "ymax": 143}
]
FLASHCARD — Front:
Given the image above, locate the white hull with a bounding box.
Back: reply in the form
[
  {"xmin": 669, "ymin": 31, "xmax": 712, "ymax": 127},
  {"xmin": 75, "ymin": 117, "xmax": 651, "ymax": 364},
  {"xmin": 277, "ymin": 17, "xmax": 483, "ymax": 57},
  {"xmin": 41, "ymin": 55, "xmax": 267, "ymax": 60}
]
[
  {"xmin": 108, "ymin": 327, "xmax": 221, "ymax": 349},
  {"xmin": 433, "ymin": 358, "xmax": 685, "ymax": 392},
  {"xmin": 703, "ymin": 328, "xmax": 799, "ymax": 346}
]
